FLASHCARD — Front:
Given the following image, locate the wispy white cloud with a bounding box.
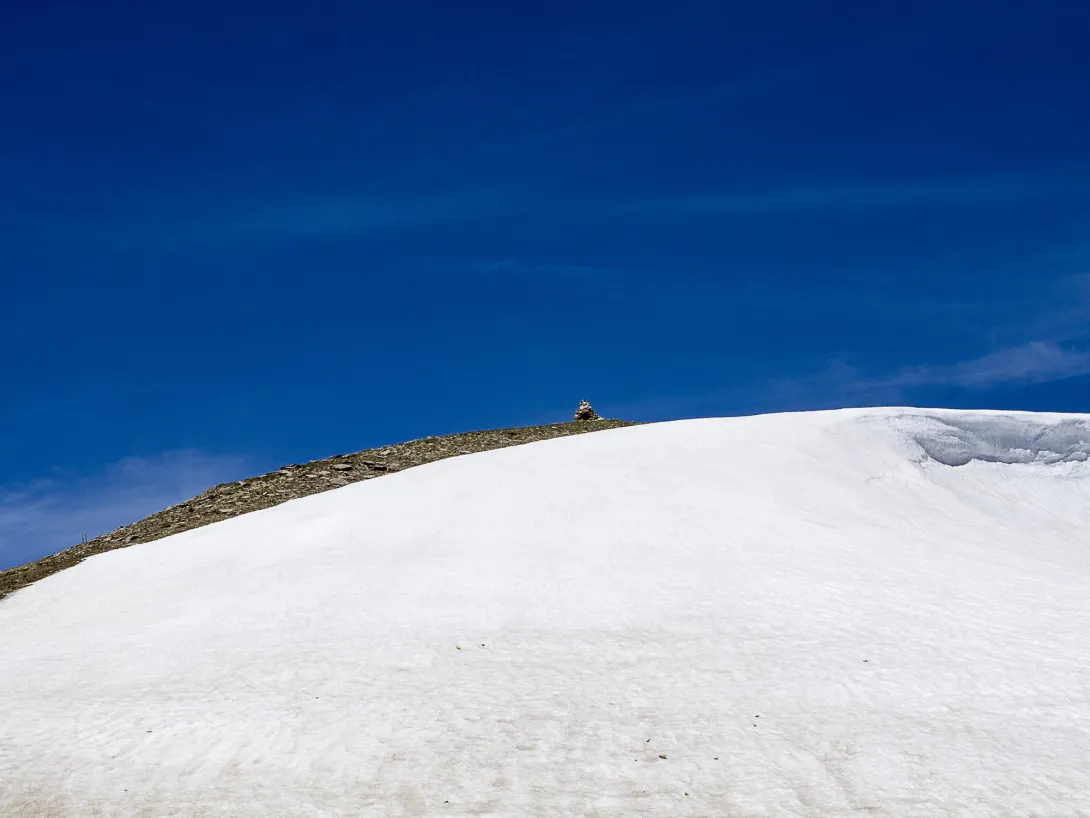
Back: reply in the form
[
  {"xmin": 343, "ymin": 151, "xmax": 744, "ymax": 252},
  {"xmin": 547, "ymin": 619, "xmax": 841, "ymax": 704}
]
[
  {"xmin": 609, "ymin": 342, "xmax": 1090, "ymax": 422},
  {"xmin": 91, "ymin": 188, "xmax": 519, "ymax": 250},
  {"xmin": 448, "ymin": 259, "xmax": 629, "ymax": 279},
  {"xmin": 883, "ymin": 342, "xmax": 1090, "ymax": 389},
  {"xmin": 761, "ymin": 342, "xmax": 1090, "ymax": 411},
  {"xmin": 0, "ymin": 450, "xmax": 253, "ymax": 571},
  {"xmin": 237, "ymin": 188, "xmax": 519, "ymax": 240},
  {"xmin": 631, "ymin": 169, "xmax": 1090, "ymax": 214},
  {"xmin": 485, "ymin": 79, "xmax": 755, "ymax": 158},
  {"xmin": 65, "ymin": 164, "xmax": 1090, "ymax": 255}
]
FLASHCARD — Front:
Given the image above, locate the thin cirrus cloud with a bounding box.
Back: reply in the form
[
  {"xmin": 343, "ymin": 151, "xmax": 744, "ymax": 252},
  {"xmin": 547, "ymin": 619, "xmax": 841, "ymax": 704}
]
[
  {"xmin": 43, "ymin": 183, "xmax": 522, "ymax": 254},
  {"xmin": 610, "ymin": 341, "xmax": 1090, "ymax": 421},
  {"xmin": 769, "ymin": 341, "xmax": 1090, "ymax": 410},
  {"xmin": 450, "ymin": 259, "xmax": 629, "ymax": 279},
  {"xmin": 883, "ymin": 341, "xmax": 1090, "ymax": 389},
  {"xmin": 64, "ymin": 165, "xmax": 1090, "ymax": 254},
  {"xmin": 630, "ymin": 169, "xmax": 1090, "ymax": 214},
  {"xmin": 249, "ymin": 167, "xmax": 1090, "ymax": 238},
  {"xmin": 241, "ymin": 167, "xmax": 1090, "ymax": 244},
  {"xmin": 0, "ymin": 449, "xmax": 253, "ymax": 572},
  {"xmin": 90, "ymin": 189, "xmax": 512, "ymax": 251},
  {"xmin": 483, "ymin": 78, "xmax": 756, "ymax": 158}
]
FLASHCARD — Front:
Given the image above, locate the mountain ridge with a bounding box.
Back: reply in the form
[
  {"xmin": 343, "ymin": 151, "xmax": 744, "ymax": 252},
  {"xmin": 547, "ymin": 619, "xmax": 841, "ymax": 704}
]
[
  {"xmin": 1, "ymin": 407, "xmax": 1088, "ymax": 815},
  {"xmin": 0, "ymin": 417, "xmax": 637, "ymax": 602}
]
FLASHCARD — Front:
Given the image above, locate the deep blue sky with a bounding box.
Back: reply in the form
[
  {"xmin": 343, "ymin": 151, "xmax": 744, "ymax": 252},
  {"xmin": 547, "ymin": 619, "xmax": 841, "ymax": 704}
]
[{"xmin": 2, "ymin": 0, "xmax": 1089, "ymax": 568}]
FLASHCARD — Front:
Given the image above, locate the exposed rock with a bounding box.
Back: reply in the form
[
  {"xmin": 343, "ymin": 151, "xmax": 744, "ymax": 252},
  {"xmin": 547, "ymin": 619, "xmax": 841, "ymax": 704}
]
[
  {"xmin": 1, "ymin": 416, "xmax": 637, "ymax": 602},
  {"xmin": 573, "ymin": 400, "xmax": 601, "ymax": 421}
]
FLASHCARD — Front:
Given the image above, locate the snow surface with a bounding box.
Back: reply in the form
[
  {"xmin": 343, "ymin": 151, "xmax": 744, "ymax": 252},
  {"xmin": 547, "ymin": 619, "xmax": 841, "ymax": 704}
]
[{"xmin": 2, "ymin": 408, "xmax": 1089, "ymax": 818}]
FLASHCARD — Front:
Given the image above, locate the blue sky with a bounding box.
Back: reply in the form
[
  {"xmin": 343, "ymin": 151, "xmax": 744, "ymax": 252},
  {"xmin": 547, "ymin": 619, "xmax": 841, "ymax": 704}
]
[{"xmin": 2, "ymin": 0, "xmax": 1089, "ymax": 569}]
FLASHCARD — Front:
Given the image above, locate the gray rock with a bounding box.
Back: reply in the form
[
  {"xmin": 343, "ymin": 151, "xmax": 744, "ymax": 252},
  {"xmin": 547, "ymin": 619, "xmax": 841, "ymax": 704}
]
[{"xmin": 573, "ymin": 400, "xmax": 601, "ymax": 421}]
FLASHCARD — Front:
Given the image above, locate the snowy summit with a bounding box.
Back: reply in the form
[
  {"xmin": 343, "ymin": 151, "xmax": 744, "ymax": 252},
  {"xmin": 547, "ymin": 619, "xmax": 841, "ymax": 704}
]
[{"xmin": 2, "ymin": 408, "xmax": 1089, "ymax": 817}]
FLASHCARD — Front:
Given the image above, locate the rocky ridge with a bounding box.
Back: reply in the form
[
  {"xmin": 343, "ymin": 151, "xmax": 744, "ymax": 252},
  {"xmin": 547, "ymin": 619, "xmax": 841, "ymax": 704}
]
[{"xmin": 0, "ymin": 416, "xmax": 636, "ymax": 602}]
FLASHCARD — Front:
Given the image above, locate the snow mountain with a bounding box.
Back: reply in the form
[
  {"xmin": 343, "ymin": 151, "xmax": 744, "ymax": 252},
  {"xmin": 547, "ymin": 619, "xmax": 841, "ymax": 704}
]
[{"xmin": 2, "ymin": 408, "xmax": 1088, "ymax": 817}]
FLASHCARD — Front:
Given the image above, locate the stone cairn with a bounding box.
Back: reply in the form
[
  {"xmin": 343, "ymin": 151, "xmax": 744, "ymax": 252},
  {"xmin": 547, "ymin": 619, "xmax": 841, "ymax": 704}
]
[{"xmin": 573, "ymin": 399, "xmax": 601, "ymax": 421}]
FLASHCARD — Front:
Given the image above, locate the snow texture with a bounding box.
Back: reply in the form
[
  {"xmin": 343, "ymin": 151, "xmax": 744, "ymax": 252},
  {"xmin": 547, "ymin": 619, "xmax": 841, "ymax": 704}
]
[{"xmin": 1, "ymin": 408, "xmax": 1088, "ymax": 818}]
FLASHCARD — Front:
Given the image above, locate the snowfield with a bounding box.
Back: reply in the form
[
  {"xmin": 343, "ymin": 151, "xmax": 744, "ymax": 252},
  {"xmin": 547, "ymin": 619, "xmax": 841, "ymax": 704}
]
[{"xmin": 2, "ymin": 408, "xmax": 1089, "ymax": 818}]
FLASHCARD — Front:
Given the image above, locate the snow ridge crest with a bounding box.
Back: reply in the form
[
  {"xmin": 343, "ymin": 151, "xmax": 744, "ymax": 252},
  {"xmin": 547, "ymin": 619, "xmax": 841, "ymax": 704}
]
[{"xmin": 895, "ymin": 411, "xmax": 1090, "ymax": 466}]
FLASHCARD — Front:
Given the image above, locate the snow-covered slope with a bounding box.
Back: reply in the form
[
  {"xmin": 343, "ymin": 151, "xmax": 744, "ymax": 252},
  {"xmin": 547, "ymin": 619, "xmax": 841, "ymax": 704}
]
[{"xmin": 2, "ymin": 408, "xmax": 1088, "ymax": 818}]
